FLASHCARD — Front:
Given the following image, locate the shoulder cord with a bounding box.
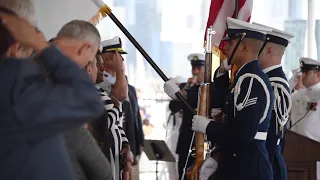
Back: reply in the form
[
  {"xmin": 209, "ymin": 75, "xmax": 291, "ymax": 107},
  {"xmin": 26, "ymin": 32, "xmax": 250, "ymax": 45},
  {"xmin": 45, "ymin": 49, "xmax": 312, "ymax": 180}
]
[
  {"xmin": 269, "ymin": 77, "xmax": 292, "ymax": 136},
  {"xmin": 234, "ymin": 73, "xmax": 270, "ymax": 124}
]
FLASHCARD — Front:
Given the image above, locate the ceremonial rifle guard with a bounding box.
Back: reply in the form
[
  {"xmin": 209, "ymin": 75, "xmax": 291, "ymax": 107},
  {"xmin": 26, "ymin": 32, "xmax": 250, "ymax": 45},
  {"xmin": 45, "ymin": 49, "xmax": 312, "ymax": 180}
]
[
  {"xmin": 191, "ymin": 17, "xmax": 274, "ymax": 180},
  {"xmin": 253, "ymin": 22, "xmax": 294, "ymax": 180}
]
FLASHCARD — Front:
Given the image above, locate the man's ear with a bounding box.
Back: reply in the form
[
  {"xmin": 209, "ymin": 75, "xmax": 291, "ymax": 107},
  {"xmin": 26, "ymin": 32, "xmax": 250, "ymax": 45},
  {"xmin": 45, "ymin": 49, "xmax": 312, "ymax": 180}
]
[
  {"xmin": 316, "ymin": 71, "xmax": 320, "ymax": 79},
  {"xmin": 266, "ymin": 47, "xmax": 273, "ymax": 57},
  {"xmin": 78, "ymin": 43, "xmax": 91, "ymax": 57},
  {"xmin": 242, "ymin": 42, "xmax": 250, "ymax": 52},
  {"xmin": 85, "ymin": 63, "xmax": 92, "ymax": 74}
]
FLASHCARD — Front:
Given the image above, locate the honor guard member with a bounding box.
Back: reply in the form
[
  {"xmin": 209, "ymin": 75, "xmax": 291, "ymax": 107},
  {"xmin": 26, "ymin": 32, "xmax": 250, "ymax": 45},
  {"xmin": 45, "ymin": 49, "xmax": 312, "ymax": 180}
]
[
  {"xmin": 99, "ymin": 36, "xmax": 128, "ymax": 102},
  {"xmin": 253, "ymin": 22, "xmax": 294, "ymax": 180},
  {"xmin": 164, "ymin": 53, "xmax": 205, "ymax": 179},
  {"xmin": 191, "ymin": 17, "xmax": 274, "ymax": 180}
]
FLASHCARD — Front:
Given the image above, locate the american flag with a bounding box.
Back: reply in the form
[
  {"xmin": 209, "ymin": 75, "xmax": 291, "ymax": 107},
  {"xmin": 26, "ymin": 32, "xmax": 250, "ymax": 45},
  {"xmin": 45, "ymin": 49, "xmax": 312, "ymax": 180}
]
[
  {"xmin": 204, "ymin": 0, "xmax": 253, "ymax": 48},
  {"xmin": 204, "ymin": 0, "xmax": 253, "ymax": 80}
]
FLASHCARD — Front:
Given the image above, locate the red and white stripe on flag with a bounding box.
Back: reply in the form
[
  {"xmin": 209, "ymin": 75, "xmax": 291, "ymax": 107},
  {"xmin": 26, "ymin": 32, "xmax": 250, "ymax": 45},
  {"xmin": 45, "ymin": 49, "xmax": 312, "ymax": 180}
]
[{"xmin": 204, "ymin": 0, "xmax": 253, "ymax": 50}]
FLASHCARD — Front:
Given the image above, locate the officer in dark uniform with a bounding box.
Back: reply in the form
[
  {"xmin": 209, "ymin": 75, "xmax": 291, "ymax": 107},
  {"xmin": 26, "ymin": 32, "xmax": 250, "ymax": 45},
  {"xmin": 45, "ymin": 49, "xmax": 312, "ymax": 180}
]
[
  {"xmin": 165, "ymin": 53, "xmax": 205, "ymax": 179},
  {"xmin": 254, "ymin": 22, "xmax": 294, "ymax": 180},
  {"xmin": 192, "ymin": 17, "xmax": 274, "ymax": 180}
]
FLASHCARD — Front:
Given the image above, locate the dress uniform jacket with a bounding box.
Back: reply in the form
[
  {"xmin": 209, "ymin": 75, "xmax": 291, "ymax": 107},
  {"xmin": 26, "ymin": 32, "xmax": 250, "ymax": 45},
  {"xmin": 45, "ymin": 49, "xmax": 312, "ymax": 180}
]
[
  {"xmin": 264, "ymin": 65, "xmax": 291, "ymax": 180},
  {"xmin": 206, "ymin": 60, "xmax": 274, "ymax": 180},
  {"xmin": 0, "ymin": 45, "xmax": 105, "ymax": 180}
]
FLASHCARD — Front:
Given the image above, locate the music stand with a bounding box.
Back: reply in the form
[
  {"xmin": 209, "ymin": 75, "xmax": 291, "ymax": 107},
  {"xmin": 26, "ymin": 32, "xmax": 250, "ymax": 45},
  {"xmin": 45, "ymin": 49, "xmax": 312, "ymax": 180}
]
[{"xmin": 144, "ymin": 139, "xmax": 176, "ymax": 180}]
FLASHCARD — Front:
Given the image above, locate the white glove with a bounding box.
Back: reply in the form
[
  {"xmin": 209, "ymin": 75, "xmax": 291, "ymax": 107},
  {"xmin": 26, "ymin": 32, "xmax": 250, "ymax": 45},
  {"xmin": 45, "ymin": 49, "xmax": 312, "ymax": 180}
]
[
  {"xmin": 288, "ymin": 73, "xmax": 299, "ymax": 92},
  {"xmin": 223, "ymin": 59, "xmax": 231, "ymax": 71},
  {"xmin": 216, "ymin": 59, "xmax": 231, "ymax": 78},
  {"xmin": 200, "ymin": 157, "xmax": 218, "ymax": 180},
  {"xmin": 211, "ymin": 108, "xmax": 222, "ymax": 118},
  {"xmin": 163, "ymin": 79, "xmax": 180, "ymax": 100},
  {"xmin": 192, "ymin": 115, "xmax": 212, "ymax": 134}
]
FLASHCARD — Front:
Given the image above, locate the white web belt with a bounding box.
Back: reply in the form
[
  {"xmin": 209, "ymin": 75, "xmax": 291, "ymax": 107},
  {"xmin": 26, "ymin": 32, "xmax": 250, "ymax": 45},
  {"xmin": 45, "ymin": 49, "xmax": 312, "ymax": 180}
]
[{"xmin": 254, "ymin": 132, "xmax": 268, "ymax": 140}]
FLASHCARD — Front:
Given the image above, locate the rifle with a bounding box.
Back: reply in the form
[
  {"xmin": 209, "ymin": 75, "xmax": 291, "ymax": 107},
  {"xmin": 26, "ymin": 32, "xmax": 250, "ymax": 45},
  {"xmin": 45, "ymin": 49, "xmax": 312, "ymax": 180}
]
[{"xmin": 186, "ymin": 26, "xmax": 215, "ymax": 180}]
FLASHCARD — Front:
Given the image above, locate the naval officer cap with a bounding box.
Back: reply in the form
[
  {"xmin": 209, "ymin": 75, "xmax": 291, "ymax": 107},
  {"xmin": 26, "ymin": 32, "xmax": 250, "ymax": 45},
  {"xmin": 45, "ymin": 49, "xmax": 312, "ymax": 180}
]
[
  {"xmin": 187, "ymin": 53, "xmax": 205, "ymax": 66},
  {"xmin": 101, "ymin": 36, "xmax": 127, "ymax": 54},
  {"xmin": 300, "ymin": 57, "xmax": 320, "ymax": 72},
  {"xmin": 252, "ymin": 22, "xmax": 294, "ymax": 47},
  {"xmin": 222, "ymin": 17, "xmax": 272, "ymax": 42}
]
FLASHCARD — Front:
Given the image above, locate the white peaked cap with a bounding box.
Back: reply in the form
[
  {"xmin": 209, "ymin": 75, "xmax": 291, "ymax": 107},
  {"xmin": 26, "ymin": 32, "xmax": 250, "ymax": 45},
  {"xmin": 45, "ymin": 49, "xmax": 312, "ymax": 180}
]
[
  {"xmin": 223, "ymin": 17, "xmax": 272, "ymax": 41},
  {"xmin": 252, "ymin": 22, "xmax": 294, "ymax": 45},
  {"xmin": 227, "ymin": 17, "xmax": 272, "ymax": 35}
]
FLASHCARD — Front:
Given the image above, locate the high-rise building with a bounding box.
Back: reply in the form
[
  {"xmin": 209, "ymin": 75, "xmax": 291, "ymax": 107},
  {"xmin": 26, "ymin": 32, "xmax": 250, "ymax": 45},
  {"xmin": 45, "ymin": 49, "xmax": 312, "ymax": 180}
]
[
  {"xmin": 288, "ymin": 0, "xmax": 304, "ymax": 20},
  {"xmin": 284, "ymin": 20, "xmax": 307, "ymax": 70},
  {"xmin": 315, "ymin": 20, "xmax": 320, "ymax": 60},
  {"xmin": 200, "ymin": 0, "xmax": 211, "ymax": 31}
]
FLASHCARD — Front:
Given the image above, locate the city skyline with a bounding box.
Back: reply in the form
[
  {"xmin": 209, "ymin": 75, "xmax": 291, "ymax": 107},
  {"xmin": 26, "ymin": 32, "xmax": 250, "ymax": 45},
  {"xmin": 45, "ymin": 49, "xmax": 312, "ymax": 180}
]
[{"xmin": 97, "ymin": 0, "xmax": 320, "ymax": 86}]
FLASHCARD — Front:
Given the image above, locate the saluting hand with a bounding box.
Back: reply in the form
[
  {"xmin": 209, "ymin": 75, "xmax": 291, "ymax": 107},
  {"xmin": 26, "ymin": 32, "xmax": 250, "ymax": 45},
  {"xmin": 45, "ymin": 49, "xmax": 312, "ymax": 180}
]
[
  {"xmin": 106, "ymin": 52, "xmax": 123, "ymax": 73},
  {"xmin": 0, "ymin": 12, "xmax": 49, "ymax": 52}
]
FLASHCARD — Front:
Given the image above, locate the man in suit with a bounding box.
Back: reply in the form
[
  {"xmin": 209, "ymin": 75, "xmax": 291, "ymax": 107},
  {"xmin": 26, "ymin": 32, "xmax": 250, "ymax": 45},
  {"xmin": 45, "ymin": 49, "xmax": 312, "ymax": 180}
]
[
  {"xmin": 254, "ymin": 22, "xmax": 294, "ymax": 180},
  {"xmin": 126, "ymin": 76, "xmax": 145, "ymax": 180},
  {"xmin": 0, "ymin": 10, "xmax": 104, "ymax": 180},
  {"xmin": 191, "ymin": 17, "xmax": 274, "ymax": 180}
]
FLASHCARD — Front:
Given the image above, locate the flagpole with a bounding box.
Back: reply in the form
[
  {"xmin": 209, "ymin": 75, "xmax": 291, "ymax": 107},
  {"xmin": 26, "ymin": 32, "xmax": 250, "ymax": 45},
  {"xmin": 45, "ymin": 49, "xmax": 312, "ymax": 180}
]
[
  {"xmin": 235, "ymin": 0, "xmax": 239, "ymax": 18},
  {"xmin": 91, "ymin": 3, "xmax": 196, "ymax": 115},
  {"xmin": 230, "ymin": 0, "xmax": 240, "ymax": 82}
]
